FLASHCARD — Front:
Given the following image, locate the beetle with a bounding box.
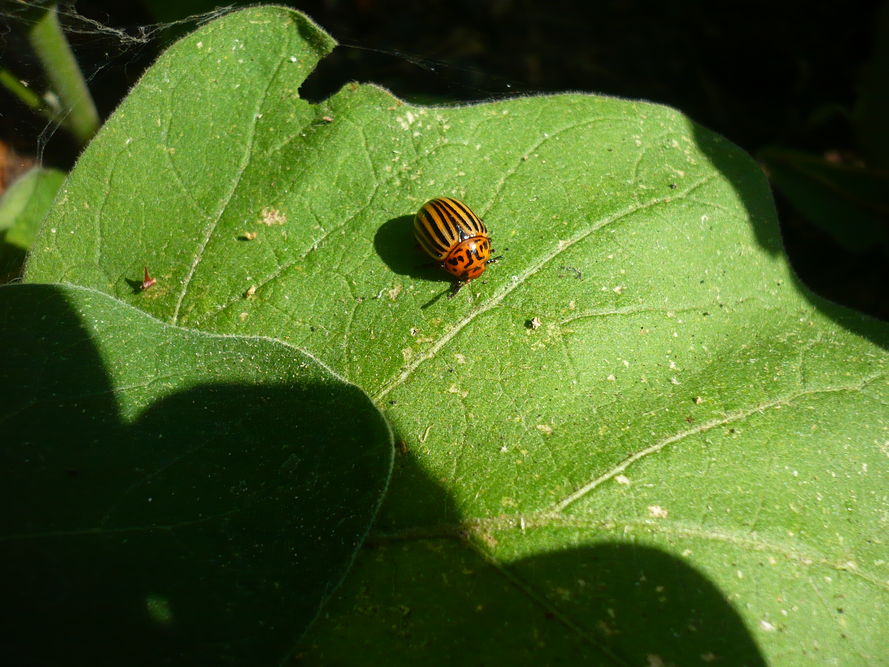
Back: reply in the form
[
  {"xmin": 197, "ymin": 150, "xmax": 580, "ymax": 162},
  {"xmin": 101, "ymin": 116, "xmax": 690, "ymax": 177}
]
[{"xmin": 413, "ymin": 197, "xmax": 500, "ymax": 297}]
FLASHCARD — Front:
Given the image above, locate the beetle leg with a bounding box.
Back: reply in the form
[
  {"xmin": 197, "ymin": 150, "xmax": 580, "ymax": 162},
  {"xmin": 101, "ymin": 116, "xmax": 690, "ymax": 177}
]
[
  {"xmin": 448, "ymin": 281, "xmax": 465, "ymax": 298},
  {"xmin": 485, "ymin": 255, "xmax": 503, "ymax": 266}
]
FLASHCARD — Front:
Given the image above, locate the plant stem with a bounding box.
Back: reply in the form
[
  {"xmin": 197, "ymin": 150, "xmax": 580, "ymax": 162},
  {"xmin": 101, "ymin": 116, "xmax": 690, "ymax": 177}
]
[
  {"xmin": 0, "ymin": 67, "xmax": 63, "ymax": 126},
  {"xmin": 0, "ymin": 68, "xmax": 44, "ymax": 113},
  {"xmin": 27, "ymin": 3, "xmax": 100, "ymax": 145}
]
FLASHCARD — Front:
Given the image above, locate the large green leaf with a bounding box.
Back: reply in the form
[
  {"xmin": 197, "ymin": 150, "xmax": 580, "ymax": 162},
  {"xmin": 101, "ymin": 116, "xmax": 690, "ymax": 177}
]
[
  {"xmin": 0, "ymin": 283, "xmax": 392, "ymax": 665},
  {"xmin": 25, "ymin": 6, "xmax": 889, "ymax": 664}
]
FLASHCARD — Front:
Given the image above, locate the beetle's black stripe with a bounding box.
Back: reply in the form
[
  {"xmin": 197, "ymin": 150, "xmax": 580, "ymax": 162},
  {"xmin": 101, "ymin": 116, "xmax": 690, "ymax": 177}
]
[
  {"xmin": 429, "ymin": 198, "xmax": 466, "ymax": 243},
  {"xmin": 452, "ymin": 197, "xmax": 485, "ymax": 234},
  {"xmin": 415, "ymin": 219, "xmax": 444, "ymax": 258},
  {"xmin": 418, "ymin": 206, "xmax": 454, "ymax": 255},
  {"xmin": 423, "ymin": 202, "xmax": 459, "ymax": 250},
  {"xmin": 423, "ymin": 207, "xmax": 454, "ymax": 248},
  {"xmin": 416, "ymin": 231, "xmax": 446, "ymax": 259},
  {"xmin": 416, "ymin": 209, "xmax": 445, "ymax": 250},
  {"xmin": 414, "ymin": 197, "xmax": 491, "ymax": 266},
  {"xmin": 445, "ymin": 197, "xmax": 486, "ymax": 235}
]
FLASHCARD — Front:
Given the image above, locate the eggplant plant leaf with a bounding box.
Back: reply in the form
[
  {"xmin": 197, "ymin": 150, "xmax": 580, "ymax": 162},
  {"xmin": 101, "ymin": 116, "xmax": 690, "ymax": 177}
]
[
  {"xmin": 24, "ymin": 6, "xmax": 889, "ymax": 664},
  {"xmin": 0, "ymin": 282, "xmax": 392, "ymax": 666}
]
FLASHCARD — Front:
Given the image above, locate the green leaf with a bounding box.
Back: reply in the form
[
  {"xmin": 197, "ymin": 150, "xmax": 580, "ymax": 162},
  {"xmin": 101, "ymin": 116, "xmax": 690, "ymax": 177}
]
[
  {"xmin": 0, "ymin": 283, "xmax": 392, "ymax": 665},
  {"xmin": 24, "ymin": 6, "xmax": 889, "ymax": 664},
  {"xmin": 0, "ymin": 166, "xmax": 65, "ymax": 280}
]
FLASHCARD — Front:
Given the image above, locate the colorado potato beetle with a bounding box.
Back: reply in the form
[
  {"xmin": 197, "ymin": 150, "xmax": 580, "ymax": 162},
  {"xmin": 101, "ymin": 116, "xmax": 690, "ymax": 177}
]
[{"xmin": 414, "ymin": 197, "xmax": 500, "ymax": 297}]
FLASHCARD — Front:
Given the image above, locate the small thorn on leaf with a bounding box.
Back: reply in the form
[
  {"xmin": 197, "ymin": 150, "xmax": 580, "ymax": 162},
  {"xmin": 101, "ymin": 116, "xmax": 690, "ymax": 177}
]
[{"xmin": 141, "ymin": 266, "xmax": 157, "ymax": 291}]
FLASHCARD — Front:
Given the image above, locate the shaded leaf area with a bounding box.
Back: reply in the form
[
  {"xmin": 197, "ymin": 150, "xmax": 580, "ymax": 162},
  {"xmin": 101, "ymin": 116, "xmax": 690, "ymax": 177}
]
[
  {"xmin": 22, "ymin": 7, "xmax": 889, "ymax": 663},
  {"xmin": 307, "ymin": 287, "xmax": 889, "ymax": 663},
  {"xmin": 300, "ymin": 455, "xmax": 765, "ymax": 665},
  {"xmin": 0, "ymin": 283, "xmax": 392, "ymax": 666},
  {"xmin": 0, "ymin": 166, "xmax": 64, "ymax": 281}
]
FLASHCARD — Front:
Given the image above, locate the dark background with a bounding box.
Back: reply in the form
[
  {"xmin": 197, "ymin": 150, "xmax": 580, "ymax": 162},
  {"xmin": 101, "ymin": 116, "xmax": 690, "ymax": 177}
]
[{"xmin": 3, "ymin": 0, "xmax": 887, "ymax": 319}]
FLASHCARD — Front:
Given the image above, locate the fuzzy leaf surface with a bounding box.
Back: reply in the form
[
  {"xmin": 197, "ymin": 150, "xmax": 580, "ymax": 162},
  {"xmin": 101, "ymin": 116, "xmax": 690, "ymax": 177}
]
[{"xmin": 25, "ymin": 7, "xmax": 889, "ymax": 664}]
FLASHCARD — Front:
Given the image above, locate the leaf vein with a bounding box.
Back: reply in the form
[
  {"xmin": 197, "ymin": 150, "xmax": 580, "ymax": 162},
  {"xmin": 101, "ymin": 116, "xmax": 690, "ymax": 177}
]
[
  {"xmin": 551, "ymin": 374, "xmax": 887, "ymax": 512},
  {"xmin": 170, "ymin": 50, "xmax": 289, "ymax": 325},
  {"xmin": 373, "ymin": 175, "xmax": 717, "ymax": 401},
  {"xmin": 481, "ymin": 115, "xmax": 636, "ymax": 215}
]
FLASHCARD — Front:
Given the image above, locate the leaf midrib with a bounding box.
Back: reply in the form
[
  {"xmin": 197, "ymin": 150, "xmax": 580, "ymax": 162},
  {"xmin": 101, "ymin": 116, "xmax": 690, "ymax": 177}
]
[
  {"xmin": 372, "ymin": 173, "xmax": 718, "ymax": 401},
  {"xmin": 170, "ymin": 37, "xmax": 292, "ymax": 325}
]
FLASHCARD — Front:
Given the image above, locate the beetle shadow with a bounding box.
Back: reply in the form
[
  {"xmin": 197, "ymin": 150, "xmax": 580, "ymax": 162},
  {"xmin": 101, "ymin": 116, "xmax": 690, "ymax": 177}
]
[
  {"xmin": 374, "ymin": 214, "xmax": 448, "ymax": 283},
  {"xmin": 375, "ymin": 214, "xmax": 501, "ymax": 308}
]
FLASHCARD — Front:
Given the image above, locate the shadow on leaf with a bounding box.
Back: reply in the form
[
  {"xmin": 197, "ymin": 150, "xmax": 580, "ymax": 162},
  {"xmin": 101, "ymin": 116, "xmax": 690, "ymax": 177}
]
[
  {"xmin": 374, "ymin": 214, "xmax": 448, "ymax": 283},
  {"xmin": 300, "ymin": 445, "xmax": 766, "ymax": 665},
  {"xmin": 0, "ymin": 283, "xmax": 391, "ymax": 666},
  {"xmin": 692, "ymin": 124, "xmax": 889, "ymax": 350}
]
